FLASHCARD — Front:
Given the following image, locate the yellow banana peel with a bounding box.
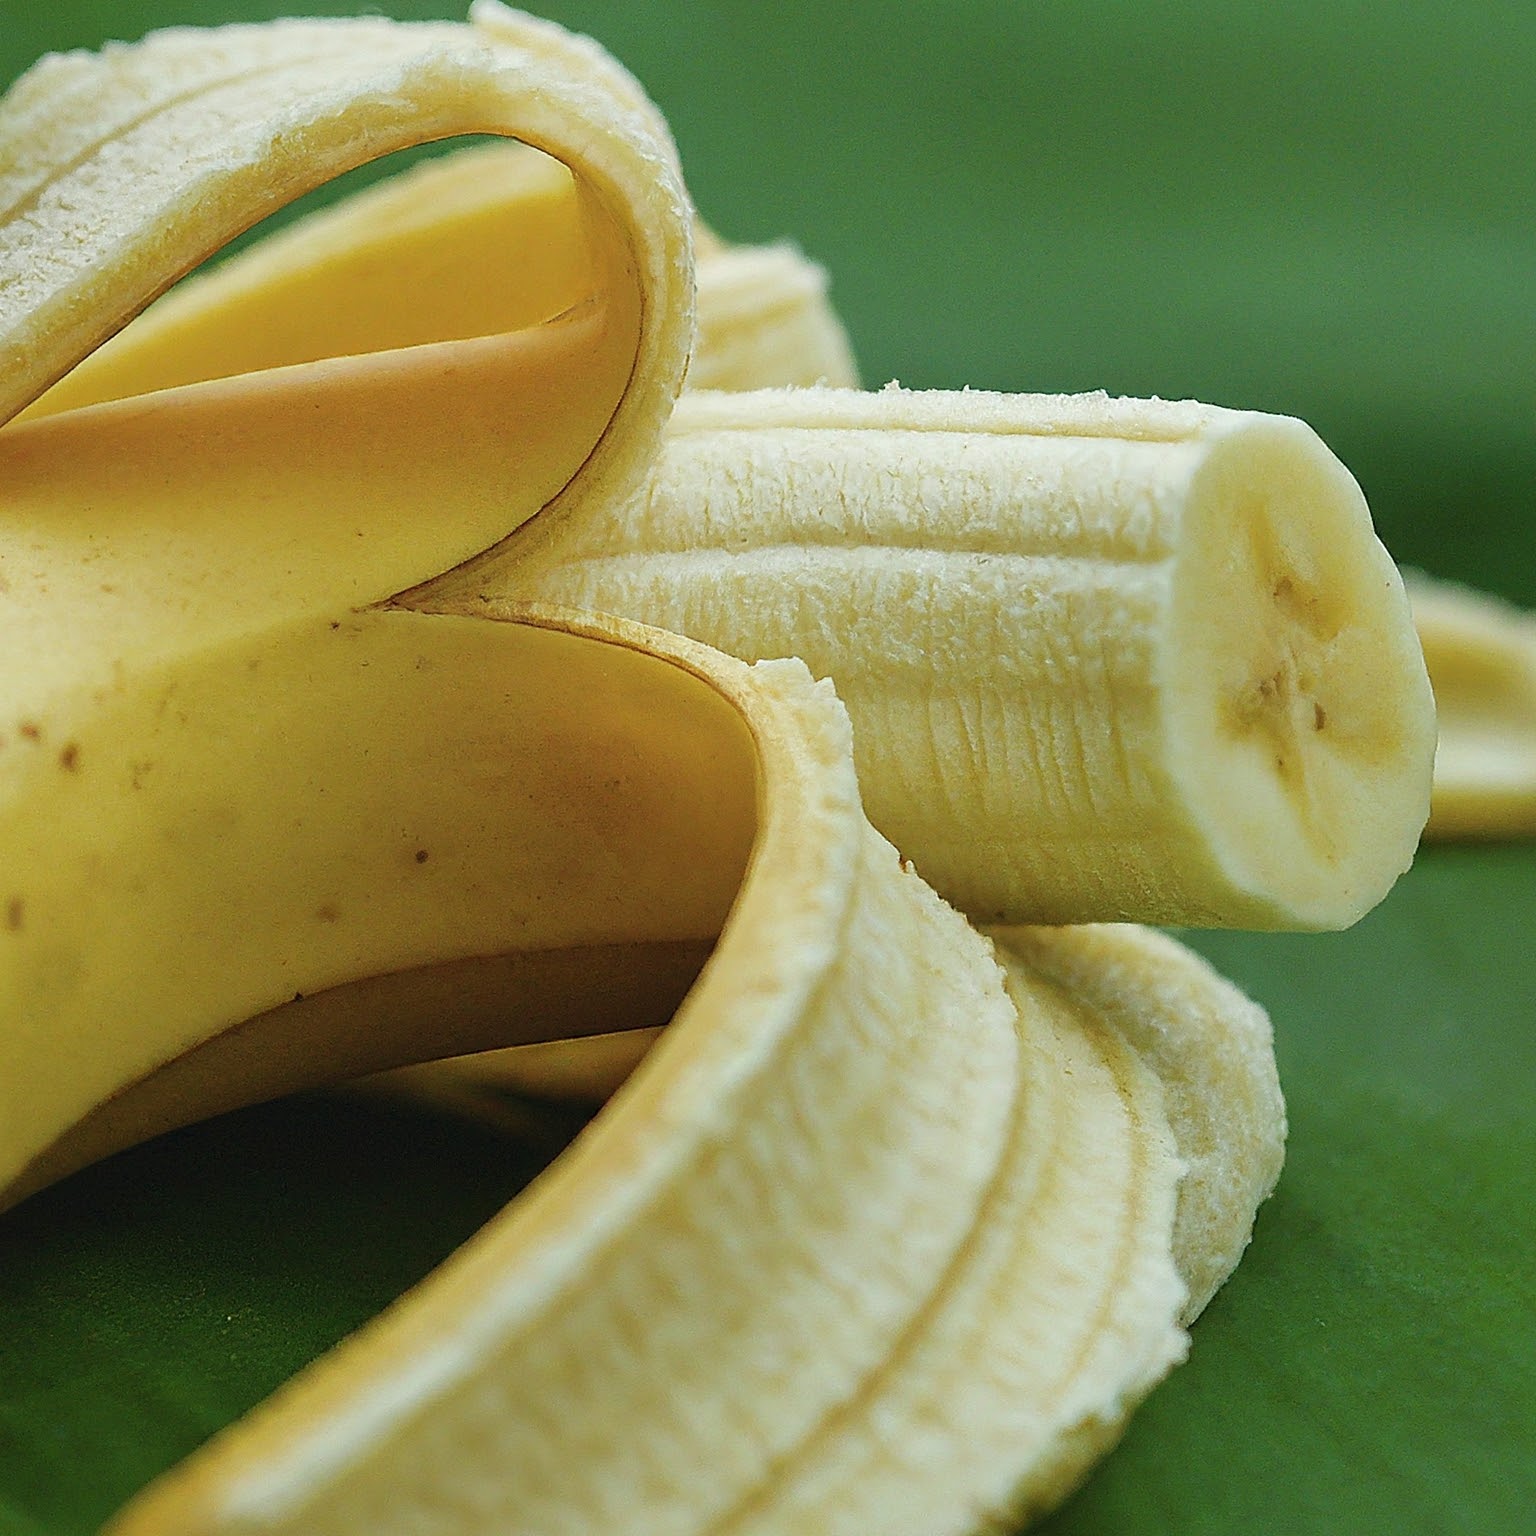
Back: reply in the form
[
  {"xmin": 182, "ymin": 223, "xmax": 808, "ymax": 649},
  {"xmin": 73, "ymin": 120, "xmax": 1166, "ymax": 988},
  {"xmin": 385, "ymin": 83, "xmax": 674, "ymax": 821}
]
[
  {"xmin": 1403, "ymin": 570, "xmax": 1536, "ymax": 838},
  {"xmin": 0, "ymin": 6, "xmax": 1448, "ymax": 1533}
]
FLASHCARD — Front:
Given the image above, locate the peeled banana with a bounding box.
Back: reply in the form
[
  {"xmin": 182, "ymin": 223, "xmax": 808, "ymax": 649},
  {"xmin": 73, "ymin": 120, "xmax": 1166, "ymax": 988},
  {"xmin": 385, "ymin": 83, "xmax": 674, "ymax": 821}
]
[
  {"xmin": 0, "ymin": 6, "xmax": 1433, "ymax": 1535},
  {"xmin": 451, "ymin": 384, "xmax": 1435, "ymax": 929},
  {"xmin": 70, "ymin": 132, "xmax": 1438, "ymax": 930}
]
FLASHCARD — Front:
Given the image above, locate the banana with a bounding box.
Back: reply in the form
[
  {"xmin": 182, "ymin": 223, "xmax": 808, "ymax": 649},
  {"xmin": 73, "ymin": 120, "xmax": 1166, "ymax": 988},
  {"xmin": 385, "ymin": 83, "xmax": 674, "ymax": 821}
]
[
  {"xmin": 1403, "ymin": 570, "xmax": 1536, "ymax": 838},
  {"xmin": 0, "ymin": 7, "xmax": 1426, "ymax": 1534},
  {"xmin": 435, "ymin": 385, "xmax": 1436, "ymax": 930},
  {"xmin": 83, "ymin": 129, "xmax": 1436, "ymax": 928}
]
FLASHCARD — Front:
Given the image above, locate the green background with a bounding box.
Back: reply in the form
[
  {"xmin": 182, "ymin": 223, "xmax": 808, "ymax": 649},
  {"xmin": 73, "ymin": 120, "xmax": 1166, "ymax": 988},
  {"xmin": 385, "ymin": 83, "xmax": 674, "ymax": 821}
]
[{"xmin": 2, "ymin": 3, "xmax": 1533, "ymax": 1533}]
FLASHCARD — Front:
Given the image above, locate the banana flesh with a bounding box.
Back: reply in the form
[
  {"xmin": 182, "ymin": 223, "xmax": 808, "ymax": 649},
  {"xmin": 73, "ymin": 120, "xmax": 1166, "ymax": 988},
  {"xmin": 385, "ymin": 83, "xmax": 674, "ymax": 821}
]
[
  {"xmin": 1405, "ymin": 570, "xmax": 1536, "ymax": 838},
  {"xmin": 0, "ymin": 6, "xmax": 1434, "ymax": 1534},
  {"xmin": 451, "ymin": 385, "xmax": 1436, "ymax": 929}
]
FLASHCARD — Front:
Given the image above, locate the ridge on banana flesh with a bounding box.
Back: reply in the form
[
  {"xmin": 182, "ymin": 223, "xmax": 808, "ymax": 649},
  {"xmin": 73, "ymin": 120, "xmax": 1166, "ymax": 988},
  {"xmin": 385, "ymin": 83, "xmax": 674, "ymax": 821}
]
[{"xmin": 1404, "ymin": 570, "xmax": 1536, "ymax": 838}]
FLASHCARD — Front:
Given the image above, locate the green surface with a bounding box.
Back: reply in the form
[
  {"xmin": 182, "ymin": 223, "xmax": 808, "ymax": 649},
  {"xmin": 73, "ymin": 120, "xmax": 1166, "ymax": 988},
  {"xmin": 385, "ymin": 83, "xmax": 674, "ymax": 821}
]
[
  {"xmin": 2, "ymin": 2, "xmax": 1534, "ymax": 1533},
  {"xmin": 0, "ymin": 1096, "xmax": 572, "ymax": 1535}
]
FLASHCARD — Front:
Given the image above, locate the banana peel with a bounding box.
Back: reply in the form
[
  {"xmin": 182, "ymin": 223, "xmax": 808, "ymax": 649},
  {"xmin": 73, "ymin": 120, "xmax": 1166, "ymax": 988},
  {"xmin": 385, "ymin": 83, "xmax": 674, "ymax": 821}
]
[
  {"xmin": 0, "ymin": 6, "xmax": 1439, "ymax": 1533},
  {"xmin": 1403, "ymin": 570, "xmax": 1536, "ymax": 838}
]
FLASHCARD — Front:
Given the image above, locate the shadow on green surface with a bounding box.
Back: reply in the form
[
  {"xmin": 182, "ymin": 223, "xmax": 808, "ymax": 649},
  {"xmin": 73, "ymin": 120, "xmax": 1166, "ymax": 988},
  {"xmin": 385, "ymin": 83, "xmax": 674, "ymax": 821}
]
[{"xmin": 0, "ymin": 1092, "xmax": 577, "ymax": 1536}]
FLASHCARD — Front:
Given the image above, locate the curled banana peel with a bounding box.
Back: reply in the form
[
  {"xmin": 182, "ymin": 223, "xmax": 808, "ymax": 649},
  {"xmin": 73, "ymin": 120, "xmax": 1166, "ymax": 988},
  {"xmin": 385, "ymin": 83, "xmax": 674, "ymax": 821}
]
[
  {"xmin": 0, "ymin": 6, "xmax": 1434, "ymax": 1534},
  {"xmin": 0, "ymin": 0, "xmax": 699, "ymax": 1200},
  {"xmin": 1404, "ymin": 571, "xmax": 1536, "ymax": 838}
]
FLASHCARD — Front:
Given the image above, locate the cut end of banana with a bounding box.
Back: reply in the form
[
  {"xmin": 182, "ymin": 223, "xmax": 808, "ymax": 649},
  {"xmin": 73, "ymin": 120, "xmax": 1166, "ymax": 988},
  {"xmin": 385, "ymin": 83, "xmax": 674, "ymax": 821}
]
[{"xmin": 1165, "ymin": 413, "xmax": 1436, "ymax": 929}]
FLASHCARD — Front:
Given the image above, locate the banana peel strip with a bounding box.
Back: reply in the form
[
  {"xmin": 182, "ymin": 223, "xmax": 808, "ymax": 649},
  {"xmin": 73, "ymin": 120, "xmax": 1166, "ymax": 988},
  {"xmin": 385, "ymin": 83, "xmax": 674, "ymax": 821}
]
[
  {"xmin": 0, "ymin": 0, "xmax": 702, "ymax": 1203},
  {"xmin": 0, "ymin": 9, "xmax": 1293, "ymax": 1533},
  {"xmin": 1405, "ymin": 570, "xmax": 1536, "ymax": 838},
  {"xmin": 102, "ymin": 611, "xmax": 1059, "ymax": 1536}
]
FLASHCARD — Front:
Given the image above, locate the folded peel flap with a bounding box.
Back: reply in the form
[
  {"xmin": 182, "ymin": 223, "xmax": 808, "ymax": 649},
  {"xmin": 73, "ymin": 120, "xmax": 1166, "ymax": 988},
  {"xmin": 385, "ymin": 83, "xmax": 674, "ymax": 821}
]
[{"xmin": 0, "ymin": 1, "xmax": 694, "ymax": 600}]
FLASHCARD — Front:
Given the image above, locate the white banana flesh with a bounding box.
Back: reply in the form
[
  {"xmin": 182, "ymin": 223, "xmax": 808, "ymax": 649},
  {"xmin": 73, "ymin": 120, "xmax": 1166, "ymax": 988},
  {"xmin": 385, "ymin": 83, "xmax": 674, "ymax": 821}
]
[{"xmin": 445, "ymin": 385, "xmax": 1435, "ymax": 930}]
